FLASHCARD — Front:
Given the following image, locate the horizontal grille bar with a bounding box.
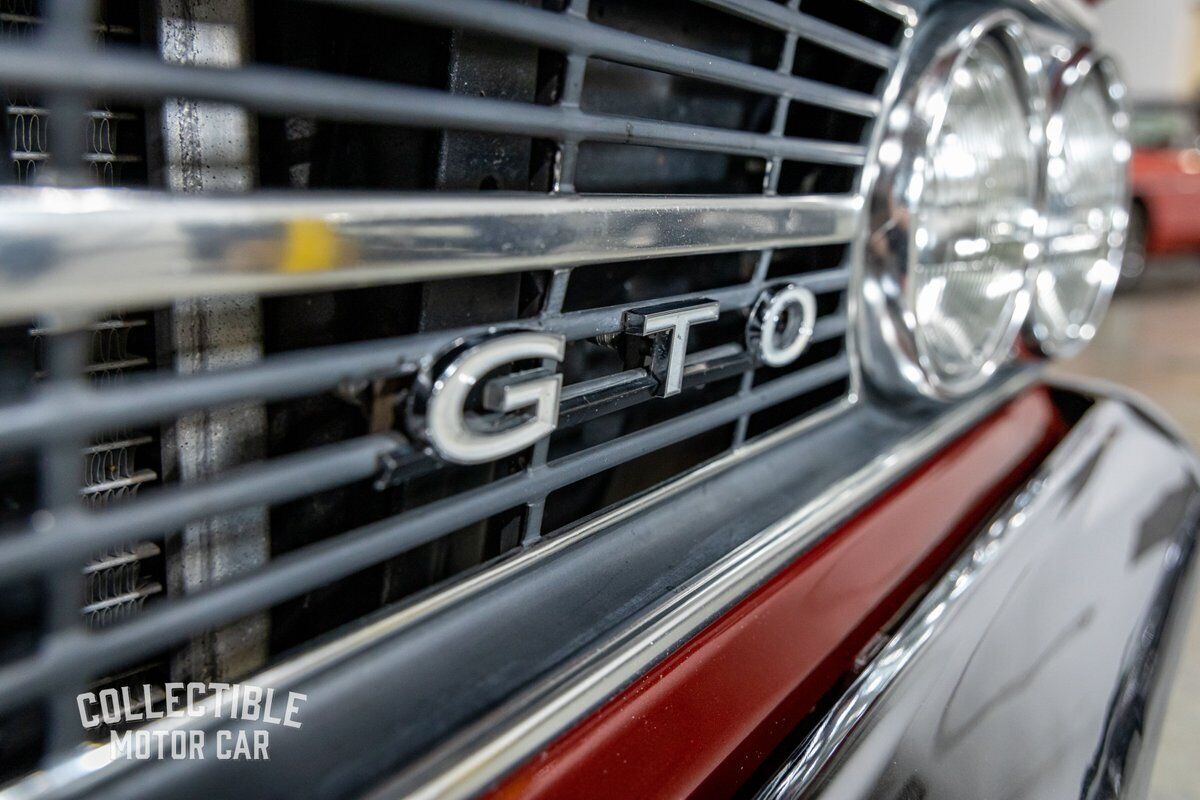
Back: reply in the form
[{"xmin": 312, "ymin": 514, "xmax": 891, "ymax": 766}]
[
  {"xmin": 694, "ymin": 0, "xmax": 900, "ymax": 68},
  {"xmin": 336, "ymin": 0, "xmax": 882, "ymax": 116},
  {"xmin": 0, "ymin": 46, "xmax": 869, "ymax": 159},
  {"xmin": 0, "ymin": 190, "xmax": 860, "ymax": 321},
  {"xmin": 0, "ymin": 435, "xmax": 404, "ymax": 584},
  {"xmin": 0, "ymin": 355, "xmax": 850, "ymax": 714}
]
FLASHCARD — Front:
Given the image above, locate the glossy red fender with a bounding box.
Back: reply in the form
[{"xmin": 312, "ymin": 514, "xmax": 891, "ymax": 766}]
[{"xmin": 486, "ymin": 387, "xmax": 1069, "ymax": 800}]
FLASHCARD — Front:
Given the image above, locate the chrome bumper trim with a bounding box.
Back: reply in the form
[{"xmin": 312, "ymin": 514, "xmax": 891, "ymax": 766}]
[
  {"xmin": 0, "ymin": 189, "xmax": 861, "ymax": 322},
  {"xmin": 756, "ymin": 380, "xmax": 1200, "ymax": 800}
]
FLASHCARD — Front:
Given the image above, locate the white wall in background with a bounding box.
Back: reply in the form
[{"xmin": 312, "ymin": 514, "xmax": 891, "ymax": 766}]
[{"xmin": 1094, "ymin": 0, "xmax": 1195, "ymax": 100}]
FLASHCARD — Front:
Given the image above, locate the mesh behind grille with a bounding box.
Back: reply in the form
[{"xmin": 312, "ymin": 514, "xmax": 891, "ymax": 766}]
[{"xmin": 0, "ymin": 0, "xmax": 909, "ymax": 785}]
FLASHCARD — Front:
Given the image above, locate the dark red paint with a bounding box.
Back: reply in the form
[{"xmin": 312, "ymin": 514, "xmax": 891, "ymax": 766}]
[{"xmin": 487, "ymin": 387, "xmax": 1068, "ymax": 800}]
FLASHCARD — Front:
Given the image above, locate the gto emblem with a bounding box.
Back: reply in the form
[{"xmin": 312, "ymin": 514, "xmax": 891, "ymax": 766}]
[{"xmin": 409, "ymin": 287, "xmax": 816, "ymax": 464}]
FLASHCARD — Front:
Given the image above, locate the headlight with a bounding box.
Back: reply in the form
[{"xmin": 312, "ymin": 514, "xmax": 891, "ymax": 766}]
[
  {"xmin": 859, "ymin": 16, "xmax": 1039, "ymax": 400},
  {"xmin": 1027, "ymin": 57, "xmax": 1129, "ymax": 356},
  {"xmin": 909, "ymin": 36, "xmax": 1037, "ymax": 394}
]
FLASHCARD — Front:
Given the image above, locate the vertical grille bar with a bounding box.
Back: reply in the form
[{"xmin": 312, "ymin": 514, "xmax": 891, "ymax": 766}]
[
  {"xmin": 37, "ymin": 324, "xmax": 90, "ymax": 757},
  {"xmin": 552, "ymin": 0, "xmax": 589, "ymax": 193},
  {"xmin": 523, "ymin": 0, "xmax": 589, "ymax": 543},
  {"xmin": 521, "ymin": 265, "xmax": 575, "ymax": 544},
  {"xmin": 40, "ymin": 0, "xmax": 95, "ymax": 186},
  {"xmin": 732, "ymin": 0, "xmax": 801, "ymax": 449},
  {"xmin": 36, "ymin": 0, "xmax": 99, "ymax": 761}
]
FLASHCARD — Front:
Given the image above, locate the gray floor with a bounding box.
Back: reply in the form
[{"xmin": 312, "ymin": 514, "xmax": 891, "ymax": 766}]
[{"xmin": 1056, "ymin": 259, "xmax": 1200, "ymax": 800}]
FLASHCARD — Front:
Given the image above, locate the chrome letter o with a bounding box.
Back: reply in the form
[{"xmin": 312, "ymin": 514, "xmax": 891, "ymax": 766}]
[{"xmin": 747, "ymin": 284, "xmax": 818, "ymax": 368}]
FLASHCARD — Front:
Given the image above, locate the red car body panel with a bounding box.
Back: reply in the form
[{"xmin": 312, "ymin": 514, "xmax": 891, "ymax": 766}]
[
  {"xmin": 486, "ymin": 388, "xmax": 1068, "ymax": 800},
  {"xmin": 1133, "ymin": 147, "xmax": 1200, "ymax": 254}
]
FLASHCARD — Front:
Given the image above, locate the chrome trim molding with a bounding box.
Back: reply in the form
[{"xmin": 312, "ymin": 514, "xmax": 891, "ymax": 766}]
[
  {"xmin": 0, "ymin": 190, "xmax": 862, "ymax": 322},
  {"xmin": 756, "ymin": 386, "xmax": 1200, "ymax": 800},
  {"xmin": 368, "ymin": 370, "xmax": 1038, "ymax": 800},
  {"xmin": 843, "ymin": 0, "xmax": 919, "ymax": 407},
  {"xmin": 853, "ymin": 8, "xmax": 1047, "ymax": 401}
]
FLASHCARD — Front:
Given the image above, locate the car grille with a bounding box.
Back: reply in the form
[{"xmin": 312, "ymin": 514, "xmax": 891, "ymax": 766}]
[{"xmin": 0, "ymin": 0, "xmax": 909, "ymax": 787}]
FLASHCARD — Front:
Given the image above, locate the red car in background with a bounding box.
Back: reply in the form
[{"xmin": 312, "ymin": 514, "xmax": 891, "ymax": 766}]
[{"xmin": 1128, "ymin": 102, "xmax": 1200, "ymax": 283}]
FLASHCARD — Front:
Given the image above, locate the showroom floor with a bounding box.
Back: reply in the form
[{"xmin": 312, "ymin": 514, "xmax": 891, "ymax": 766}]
[{"xmin": 1056, "ymin": 259, "xmax": 1200, "ymax": 800}]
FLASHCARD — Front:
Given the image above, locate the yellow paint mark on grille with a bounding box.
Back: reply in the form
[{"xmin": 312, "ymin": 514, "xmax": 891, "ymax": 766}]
[{"xmin": 281, "ymin": 219, "xmax": 340, "ymax": 273}]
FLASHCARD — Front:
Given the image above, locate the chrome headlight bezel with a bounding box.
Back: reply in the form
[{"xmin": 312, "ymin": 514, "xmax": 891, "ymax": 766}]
[
  {"xmin": 1025, "ymin": 53, "xmax": 1130, "ymax": 358},
  {"xmin": 854, "ymin": 10, "xmax": 1045, "ymax": 402}
]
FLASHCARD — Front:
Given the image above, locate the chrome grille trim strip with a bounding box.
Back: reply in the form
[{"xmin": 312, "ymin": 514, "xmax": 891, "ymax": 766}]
[{"xmin": 0, "ymin": 190, "xmax": 862, "ymax": 321}]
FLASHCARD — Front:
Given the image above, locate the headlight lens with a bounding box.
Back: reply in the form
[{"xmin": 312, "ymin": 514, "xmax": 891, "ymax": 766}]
[
  {"xmin": 909, "ymin": 37, "xmax": 1037, "ymax": 393},
  {"xmin": 1029, "ymin": 59, "xmax": 1128, "ymax": 356}
]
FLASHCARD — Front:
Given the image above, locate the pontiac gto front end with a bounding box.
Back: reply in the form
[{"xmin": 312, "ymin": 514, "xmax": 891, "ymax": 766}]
[{"xmin": 0, "ymin": 1, "xmax": 1194, "ymax": 798}]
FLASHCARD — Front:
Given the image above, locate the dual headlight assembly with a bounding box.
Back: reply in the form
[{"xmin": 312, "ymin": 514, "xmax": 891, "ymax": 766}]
[{"xmin": 858, "ymin": 11, "xmax": 1130, "ymax": 400}]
